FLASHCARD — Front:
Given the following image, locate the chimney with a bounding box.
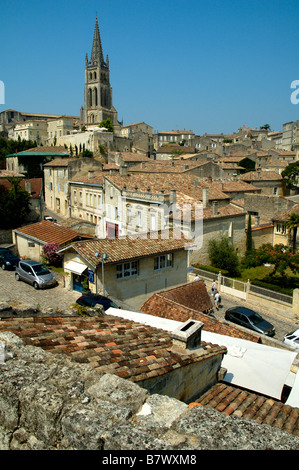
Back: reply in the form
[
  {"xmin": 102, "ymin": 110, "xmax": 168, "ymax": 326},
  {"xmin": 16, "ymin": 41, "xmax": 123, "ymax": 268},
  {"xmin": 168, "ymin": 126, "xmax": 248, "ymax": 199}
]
[
  {"xmin": 212, "ymin": 201, "xmax": 218, "ymax": 216},
  {"xmin": 202, "ymin": 187, "xmax": 209, "ymax": 208},
  {"xmin": 25, "ymin": 180, "xmax": 31, "ymax": 194},
  {"xmin": 120, "ymin": 164, "xmax": 128, "ymax": 177},
  {"xmin": 170, "ymin": 189, "xmax": 176, "ymax": 204},
  {"xmin": 88, "ymin": 169, "xmax": 94, "ymax": 180},
  {"xmin": 171, "ymin": 319, "xmax": 204, "ymax": 352}
]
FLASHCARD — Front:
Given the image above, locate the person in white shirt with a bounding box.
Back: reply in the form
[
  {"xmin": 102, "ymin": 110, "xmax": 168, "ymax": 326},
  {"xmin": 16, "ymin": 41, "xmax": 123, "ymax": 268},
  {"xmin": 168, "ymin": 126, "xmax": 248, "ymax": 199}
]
[
  {"xmin": 211, "ymin": 280, "xmax": 216, "ymax": 296},
  {"xmin": 214, "ymin": 290, "xmax": 221, "ymax": 310}
]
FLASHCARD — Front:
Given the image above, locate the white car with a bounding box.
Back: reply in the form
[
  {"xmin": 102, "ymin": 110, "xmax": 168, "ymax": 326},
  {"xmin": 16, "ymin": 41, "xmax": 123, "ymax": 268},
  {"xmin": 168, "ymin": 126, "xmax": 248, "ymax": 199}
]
[{"xmin": 283, "ymin": 329, "xmax": 299, "ymax": 350}]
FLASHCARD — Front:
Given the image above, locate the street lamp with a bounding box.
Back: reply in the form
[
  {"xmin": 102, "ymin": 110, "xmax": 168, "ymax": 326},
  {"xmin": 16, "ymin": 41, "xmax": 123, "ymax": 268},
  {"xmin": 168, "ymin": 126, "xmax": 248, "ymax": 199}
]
[{"xmin": 95, "ymin": 252, "xmax": 108, "ymax": 296}]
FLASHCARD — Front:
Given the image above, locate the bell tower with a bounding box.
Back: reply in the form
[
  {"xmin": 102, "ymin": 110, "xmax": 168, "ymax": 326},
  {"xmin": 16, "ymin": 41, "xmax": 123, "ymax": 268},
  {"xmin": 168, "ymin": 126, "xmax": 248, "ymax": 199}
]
[{"xmin": 82, "ymin": 17, "xmax": 120, "ymax": 131}]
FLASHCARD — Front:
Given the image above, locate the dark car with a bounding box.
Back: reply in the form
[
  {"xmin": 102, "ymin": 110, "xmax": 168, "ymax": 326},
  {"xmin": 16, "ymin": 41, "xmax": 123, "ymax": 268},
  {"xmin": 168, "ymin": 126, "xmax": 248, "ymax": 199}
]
[
  {"xmin": 76, "ymin": 293, "xmax": 120, "ymax": 311},
  {"xmin": 0, "ymin": 248, "xmax": 20, "ymax": 270},
  {"xmin": 225, "ymin": 306, "xmax": 275, "ymax": 337}
]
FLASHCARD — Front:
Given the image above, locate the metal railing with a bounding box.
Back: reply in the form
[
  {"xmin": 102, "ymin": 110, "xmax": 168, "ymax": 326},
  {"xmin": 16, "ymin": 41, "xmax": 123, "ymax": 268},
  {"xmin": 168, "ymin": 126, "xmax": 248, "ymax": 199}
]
[{"xmin": 193, "ymin": 267, "xmax": 293, "ymax": 306}]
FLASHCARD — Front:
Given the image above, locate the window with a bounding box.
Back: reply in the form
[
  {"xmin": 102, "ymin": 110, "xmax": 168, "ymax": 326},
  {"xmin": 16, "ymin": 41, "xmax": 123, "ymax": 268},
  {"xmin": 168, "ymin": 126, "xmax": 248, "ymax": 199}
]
[
  {"xmin": 116, "ymin": 261, "xmax": 139, "ymax": 279},
  {"xmin": 150, "ymin": 213, "xmax": 156, "ymax": 231},
  {"xmin": 154, "ymin": 253, "xmax": 173, "ymax": 270},
  {"xmin": 49, "ymin": 182, "xmax": 52, "ymax": 191},
  {"xmin": 127, "ymin": 208, "xmax": 132, "ymax": 224}
]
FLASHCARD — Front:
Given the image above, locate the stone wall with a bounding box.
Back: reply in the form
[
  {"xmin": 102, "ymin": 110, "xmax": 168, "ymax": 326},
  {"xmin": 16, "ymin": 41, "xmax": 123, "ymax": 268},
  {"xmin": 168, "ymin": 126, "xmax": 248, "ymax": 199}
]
[{"xmin": 0, "ymin": 330, "xmax": 298, "ymax": 451}]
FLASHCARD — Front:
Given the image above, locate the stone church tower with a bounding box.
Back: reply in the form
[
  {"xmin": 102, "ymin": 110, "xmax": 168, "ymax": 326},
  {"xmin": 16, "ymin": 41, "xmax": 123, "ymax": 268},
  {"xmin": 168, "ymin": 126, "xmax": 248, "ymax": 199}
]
[{"xmin": 81, "ymin": 17, "xmax": 120, "ymax": 132}]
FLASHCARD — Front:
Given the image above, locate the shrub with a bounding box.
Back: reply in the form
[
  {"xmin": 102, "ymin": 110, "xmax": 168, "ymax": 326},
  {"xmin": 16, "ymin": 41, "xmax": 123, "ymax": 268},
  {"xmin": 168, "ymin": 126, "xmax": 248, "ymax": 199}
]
[
  {"xmin": 42, "ymin": 243, "xmax": 62, "ymax": 267},
  {"xmin": 208, "ymin": 236, "xmax": 241, "ymax": 277}
]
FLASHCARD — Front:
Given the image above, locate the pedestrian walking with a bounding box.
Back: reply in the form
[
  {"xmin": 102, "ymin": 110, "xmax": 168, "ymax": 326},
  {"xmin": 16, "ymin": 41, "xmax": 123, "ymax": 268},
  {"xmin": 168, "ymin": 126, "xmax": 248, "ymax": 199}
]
[
  {"xmin": 194, "ymin": 274, "xmax": 199, "ymax": 281},
  {"xmin": 214, "ymin": 290, "xmax": 221, "ymax": 311},
  {"xmin": 211, "ymin": 279, "xmax": 216, "ymax": 296}
]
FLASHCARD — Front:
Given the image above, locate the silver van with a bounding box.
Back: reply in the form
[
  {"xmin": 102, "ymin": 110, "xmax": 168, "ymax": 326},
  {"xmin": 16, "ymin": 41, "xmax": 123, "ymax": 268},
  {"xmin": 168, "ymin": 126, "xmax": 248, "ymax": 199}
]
[{"xmin": 15, "ymin": 260, "xmax": 57, "ymax": 289}]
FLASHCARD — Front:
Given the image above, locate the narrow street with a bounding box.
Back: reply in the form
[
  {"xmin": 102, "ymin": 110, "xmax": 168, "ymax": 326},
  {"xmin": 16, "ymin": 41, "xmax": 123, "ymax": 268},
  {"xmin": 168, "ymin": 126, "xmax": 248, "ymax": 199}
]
[{"xmin": 209, "ymin": 289, "xmax": 299, "ymax": 342}]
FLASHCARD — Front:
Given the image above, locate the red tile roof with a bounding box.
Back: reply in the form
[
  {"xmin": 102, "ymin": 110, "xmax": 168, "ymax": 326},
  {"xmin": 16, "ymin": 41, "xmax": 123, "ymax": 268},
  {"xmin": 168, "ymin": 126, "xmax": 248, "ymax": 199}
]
[
  {"xmin": 105, "ymin": 173, "xmax": 230, "ymax": 201},
  {"xmin": 61, "ymin": 231, "xmax": 188, "ymax": 267},
  {"xmin": 0, "ymin": 178, "xmax": 42, "ymax": 197},
  {"xmin": 0, "ymin": 315, "xmax": 227, "ymax": 383},
  {"xmin": 70, "ymin": 171, "xmax": 105, "ymax": 185},
  {"xmin": 239, "ymin": 171, "xmax": 282, "ymax": 181},
  {"xmin": 194, "ymin": 382, "xmax": 299, "ymax": 437},
  {"xmin": 14, "ymin": 220, "xmax": 92, "ymax": 246},
  {"xmin": 141, "ymin": 282, "xmax": 260, "ymax": 342}
]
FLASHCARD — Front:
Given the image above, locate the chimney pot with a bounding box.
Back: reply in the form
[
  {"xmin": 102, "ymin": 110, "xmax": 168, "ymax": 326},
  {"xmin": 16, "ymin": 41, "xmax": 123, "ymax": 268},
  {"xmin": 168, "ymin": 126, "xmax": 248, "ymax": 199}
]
[{"xmin": 171, "ymin": 319, "xmax": 204, "ymax": 351}]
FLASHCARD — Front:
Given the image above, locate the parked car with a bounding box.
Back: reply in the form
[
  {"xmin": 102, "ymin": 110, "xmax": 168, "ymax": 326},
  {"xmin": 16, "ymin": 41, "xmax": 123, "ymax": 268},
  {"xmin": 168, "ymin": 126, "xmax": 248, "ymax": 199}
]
[
  {"xmin": 76, "ymin": 293, "xmax": 120, "ymax": 311},
  {"xmin": 15, "ymin": 260, "xmax": 57, "ymax": 289},
  {"xmin": 0, "ymin": 248, "xmax": 20, "ymax": 270},
  {"xmin": 283, "ymin": 329, "xmax": 299, "ymax": 350},
  {"xmin": 44, "ymin": 215, "xmax": 57, "ymax": 222},
  {"xmin": 225, "ymin": 306, "xmax": 275, "ymax": 336}
]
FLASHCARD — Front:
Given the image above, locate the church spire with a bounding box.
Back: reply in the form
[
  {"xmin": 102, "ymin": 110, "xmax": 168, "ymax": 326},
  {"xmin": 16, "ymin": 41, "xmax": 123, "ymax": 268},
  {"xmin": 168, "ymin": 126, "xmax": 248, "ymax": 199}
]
[{"xmin": 91, "ymin": 16, "xmax": 104, "ymax": 65}]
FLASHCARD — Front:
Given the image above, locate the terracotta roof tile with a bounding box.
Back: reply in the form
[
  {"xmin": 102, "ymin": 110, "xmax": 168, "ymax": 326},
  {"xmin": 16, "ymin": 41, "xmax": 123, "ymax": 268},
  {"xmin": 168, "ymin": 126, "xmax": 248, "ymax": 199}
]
[
  {"xmin": 141, "ymin": 282, "xmax": 260, "ymax": 342},
  {"xmin": 0, "ymin": 178, "xmax": 42, "ymax": 197},
  {"xmin": 43, "ymin": 157, "xmax": 77, "ymax": 167},
  {"xmin": 70, "ymin": 171, "xmax": 104, "ymax": 185},
  {"xmin": 0, "ymin": 315, "xmax": 226, "ymax": 383},
  {"xmin": 195, "ymin": 383, "xmax": 299, "ymax": 437},
  {"xmin": 14, "ymin": 220, "xmax": 93, "ymax": 246},
  {"xmin": 129, "ymin": 161, "xmax": 209, "ymax": 174},
  {"xmin": 62, "ymin": 231, "xmax": 188, "ymax": 267},
  {"xmin": 239, "ymin": 171, "xmax": 282, "ymax": 181},
  {"xmin": 105, "ymin": 173, "xmax": 230, "ymax": 202}
]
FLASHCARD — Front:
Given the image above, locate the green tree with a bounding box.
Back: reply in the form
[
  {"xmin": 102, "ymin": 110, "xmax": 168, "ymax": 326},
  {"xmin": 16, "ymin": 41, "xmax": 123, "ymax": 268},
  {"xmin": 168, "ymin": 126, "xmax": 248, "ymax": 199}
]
[
  {"xmin": 0, "ymin": 177, "xmax": 30, "ymax": 229},
  {"xmin": 208, "ymin": 236, "xmax": 240, "ymax": 276},
  {"xmin": 260, "ymin": 124, "xmax": 271, "ymax": 131},
  {"xmin": 282, "ymin": 161, "xmax": 299, "ymax": 188},
  {"xmin": 286, "ymin": 211, "xmax": 299, "ymax": 253},
  {"xmin": 81, "ymin": 149, "xmax": 94, "ymax": 158},
  {"xmin": 99, "ymin": 118, "xmax": 114, "ymax": 132},
  {"xmin": 238, "ymin": 157, "xmax": 255, "ymax": 174}
]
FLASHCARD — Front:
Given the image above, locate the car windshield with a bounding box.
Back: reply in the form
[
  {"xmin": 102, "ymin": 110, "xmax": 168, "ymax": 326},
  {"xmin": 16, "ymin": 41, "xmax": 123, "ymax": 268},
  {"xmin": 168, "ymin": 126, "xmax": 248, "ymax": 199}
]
[
  {"xmin": 2, "ymin": 251, "xmax": 16, "ymax": 258},
  {"xmin": 249, "ymin": 312, "xmax": 264, "ymax": 325},
  {"xmin": 32, "ymin": 264, "xmax": 50, "ymax": 275}
]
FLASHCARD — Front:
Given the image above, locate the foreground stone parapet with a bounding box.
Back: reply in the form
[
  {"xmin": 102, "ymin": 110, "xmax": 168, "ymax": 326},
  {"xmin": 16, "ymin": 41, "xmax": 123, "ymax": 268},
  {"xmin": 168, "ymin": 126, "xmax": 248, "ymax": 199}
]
[{"xmin": 0, "ymin": 331, "xmax": 298, "ymax": 450}]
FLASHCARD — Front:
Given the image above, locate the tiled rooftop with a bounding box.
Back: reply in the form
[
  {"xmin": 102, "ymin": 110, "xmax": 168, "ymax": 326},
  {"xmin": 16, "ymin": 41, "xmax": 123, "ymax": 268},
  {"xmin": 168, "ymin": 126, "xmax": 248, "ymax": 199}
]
[
  {"xmin": 128, "ymin": 160, "xmax": 210, "ymax": 174},
  {"xmin": 14, "ymin": 220, "xmax": 92, "ymax": 246},
  {"xmin": 10, "ymin": 146, "xmax": 69, "ymax": 156},
  {"xmin": 141, "ymin": 282, "xmax": 260, "ymax": 342},
  {"xmin": 239, "ymin": 171, "xmax": 282, "ymax": 181},
  {"xmin": 0, "ymin": 178, "xmax": 42, "ymax": 198},
  {"xmin": 194, "ymin": 382, "xmax": 299, "ymax": 437},
  {"xmin": 70, "ymin": 171, "xmax": 104, "ymax": 185},
  {"xmin": 0, "ymin": 315, "xmax": 226, "ymax": 383},
  {"xmin": 105, "ymin": 173, "xmax": 230, "ymax": 201},
  {"xmin": 60, "ymin": 231, "xmax": 187, "ymax": 266},
  {"xmin": 43, "ymin": 157, "xmax": 77, "ymax": 167}
]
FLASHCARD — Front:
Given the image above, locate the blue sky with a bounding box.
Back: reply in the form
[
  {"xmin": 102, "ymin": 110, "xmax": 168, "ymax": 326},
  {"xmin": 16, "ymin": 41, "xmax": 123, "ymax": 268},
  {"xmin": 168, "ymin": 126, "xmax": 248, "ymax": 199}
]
[{"xmin": 1, "ymin": 0, "xmax": 299, "ymax": 134}]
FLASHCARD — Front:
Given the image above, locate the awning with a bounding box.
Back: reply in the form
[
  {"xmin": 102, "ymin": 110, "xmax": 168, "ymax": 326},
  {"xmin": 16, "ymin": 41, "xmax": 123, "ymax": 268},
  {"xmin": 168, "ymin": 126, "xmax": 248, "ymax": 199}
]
[{"xmin": 64, "ymin": 261, "xmax": 88, "ymax": 275}]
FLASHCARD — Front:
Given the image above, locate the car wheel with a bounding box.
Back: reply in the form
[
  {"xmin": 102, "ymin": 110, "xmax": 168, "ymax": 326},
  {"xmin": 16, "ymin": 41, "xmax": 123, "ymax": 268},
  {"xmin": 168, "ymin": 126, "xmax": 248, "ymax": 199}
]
[
  {"xmin": 1, "ymin": 264, "xmax": 5, "ymax": 270},
  {"xmin": 15, "ymin": 273, "xmax": 20, "ymax": 281},
  {"xmin": 33, "ymin": 282, "xmax": 39, "ymax": 289}
]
